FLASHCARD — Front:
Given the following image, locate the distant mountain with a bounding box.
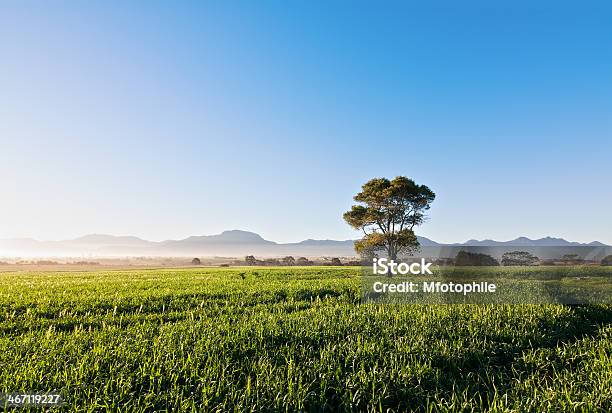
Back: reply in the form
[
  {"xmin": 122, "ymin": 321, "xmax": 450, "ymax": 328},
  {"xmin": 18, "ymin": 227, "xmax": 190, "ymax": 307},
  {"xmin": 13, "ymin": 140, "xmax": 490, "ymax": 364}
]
[
  {"xmin": 416, "ymin": 236, "xmax": 441, "ymax": 247},
  {"xmin": 288, "ymin": 235, "xmax": 438, "ymax": 247},
  {"xmin": 70, "ymin": 234, "xmax": 151, "ymax": 247},
  {"xmin": 0, "ymin": 231, "xmax": 608, "ymax": 258},
  {"xmin": 163, "ymin": 230, "xmax": 274, "ymax": 246},
  {"xmin": 459, "ymin": 236, "xmax": 588, "ymax": 247}
]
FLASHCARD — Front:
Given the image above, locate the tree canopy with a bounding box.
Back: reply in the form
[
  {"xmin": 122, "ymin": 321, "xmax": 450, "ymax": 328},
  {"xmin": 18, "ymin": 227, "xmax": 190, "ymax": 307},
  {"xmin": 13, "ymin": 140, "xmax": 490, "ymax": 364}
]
[{"xmin": 343, "ymin": 176, "xmax": 435, "ymax": 260}]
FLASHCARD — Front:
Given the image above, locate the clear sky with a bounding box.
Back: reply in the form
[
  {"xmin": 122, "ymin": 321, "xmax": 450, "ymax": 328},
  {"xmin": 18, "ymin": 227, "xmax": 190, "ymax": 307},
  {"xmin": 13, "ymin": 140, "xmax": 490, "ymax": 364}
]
[{"xmin": 1, "ymin": 1, "xmax": 611, "ymax": 244}]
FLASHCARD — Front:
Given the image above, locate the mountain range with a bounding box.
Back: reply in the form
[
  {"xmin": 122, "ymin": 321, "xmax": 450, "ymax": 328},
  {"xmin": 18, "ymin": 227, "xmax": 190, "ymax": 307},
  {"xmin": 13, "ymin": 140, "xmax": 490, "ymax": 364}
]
[{"xmin": 0, "ymin": 230, "xmax": 609, "ymax": 258}]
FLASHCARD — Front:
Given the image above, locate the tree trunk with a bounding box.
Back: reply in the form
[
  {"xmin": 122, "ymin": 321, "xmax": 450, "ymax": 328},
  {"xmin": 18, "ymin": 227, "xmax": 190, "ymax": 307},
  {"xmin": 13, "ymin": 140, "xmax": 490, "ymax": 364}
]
[{"xmin": 387, "ymin": 244, "xmax": 397, "ymax": 261}]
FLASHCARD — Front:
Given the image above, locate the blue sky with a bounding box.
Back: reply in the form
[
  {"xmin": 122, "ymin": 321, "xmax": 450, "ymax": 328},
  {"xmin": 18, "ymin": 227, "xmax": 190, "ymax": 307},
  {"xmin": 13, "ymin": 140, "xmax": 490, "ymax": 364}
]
[{"xmin": 1, "ymin": 1, "xmax": 611, "ymax": 244}]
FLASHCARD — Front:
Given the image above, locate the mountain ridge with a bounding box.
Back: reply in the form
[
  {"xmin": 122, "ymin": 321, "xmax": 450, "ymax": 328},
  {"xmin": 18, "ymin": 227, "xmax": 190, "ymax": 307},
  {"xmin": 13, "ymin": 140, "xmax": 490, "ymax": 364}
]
[{"xmin": 0, "ymin": 230, "xmax": 608, "ymax": 257}]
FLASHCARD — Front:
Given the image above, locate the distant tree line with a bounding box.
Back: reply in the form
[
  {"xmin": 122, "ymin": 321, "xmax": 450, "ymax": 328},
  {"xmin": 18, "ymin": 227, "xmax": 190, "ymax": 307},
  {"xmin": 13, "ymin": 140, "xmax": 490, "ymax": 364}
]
[
  {"xmin": 1, "ymin": 260, "xmax": 101, "ymax": 265},
  {"xmin": 435, "ymin": 251, "xmax": 612, "ymax": 266},
  {"xmin": 193, "ymin": 252, "xmax": 612, "ymax": 268},
  {"xmin": 243, "ymin": 255, "xmax": 360, "ymax": 266}
]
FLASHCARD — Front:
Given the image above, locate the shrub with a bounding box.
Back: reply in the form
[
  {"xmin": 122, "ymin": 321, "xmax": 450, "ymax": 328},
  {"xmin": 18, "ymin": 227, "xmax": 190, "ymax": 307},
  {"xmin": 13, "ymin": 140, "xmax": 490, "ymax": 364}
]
[
  {"xmin": 501, "ymin": 251, "xmax": 539, "ymax": 266},
  {"xmin": 296, "ymin": 257, "xmax": 312, "ymax": 266},
  {"xmin": 281, "ymin": 256, "xmax": 295, "ymax": 266},
  {"xmin": 455, "ymin": 251, "xmax": 499, "ymax": 266},
  {"xmin": 330, "ymin": 258, "xmax": 342, "ymax": 266}
]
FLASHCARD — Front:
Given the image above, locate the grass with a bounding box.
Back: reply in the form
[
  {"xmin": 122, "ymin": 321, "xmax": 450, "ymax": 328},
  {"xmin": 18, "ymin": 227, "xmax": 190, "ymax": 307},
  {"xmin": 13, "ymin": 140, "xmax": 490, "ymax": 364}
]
[{"xmin": 0, "ymin": 267, "xmax": 611, "ymax": 412}]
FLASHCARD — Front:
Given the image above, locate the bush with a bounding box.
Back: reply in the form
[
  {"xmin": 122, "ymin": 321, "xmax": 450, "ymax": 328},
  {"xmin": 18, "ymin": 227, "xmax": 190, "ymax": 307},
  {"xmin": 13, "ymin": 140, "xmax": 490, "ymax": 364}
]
[
  {"xmin": 501, "ymin": 251, "xmax": 539, "ymax": 266},
  {"xmin": 434, "ymin": 258, "xmax": 455, "ymax": 266},
  {"xmin": 281, "ymin": 256, "xmax": 295, "ymax": 266},
  {"xmin": 36, "ymin": 260, "xmax": 58, "ymax": 265},
  {"xmin": 296, "ymin": 257, "xmax": 312, "ymax": 266},
  {"xmin": 560, "ymin": 254, "xmax": 584, "ymax": 265},
  {"xmin": 455, "ymin": 251, "xmax": 499, "ymax": 266}
]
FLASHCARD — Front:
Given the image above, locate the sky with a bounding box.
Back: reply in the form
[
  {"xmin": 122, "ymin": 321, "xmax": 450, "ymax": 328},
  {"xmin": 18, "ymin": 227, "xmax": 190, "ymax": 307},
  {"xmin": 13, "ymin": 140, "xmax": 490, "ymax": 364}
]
[{"xmin": 1, "ymin": 1, "xmax": 611, "ymax": 244}]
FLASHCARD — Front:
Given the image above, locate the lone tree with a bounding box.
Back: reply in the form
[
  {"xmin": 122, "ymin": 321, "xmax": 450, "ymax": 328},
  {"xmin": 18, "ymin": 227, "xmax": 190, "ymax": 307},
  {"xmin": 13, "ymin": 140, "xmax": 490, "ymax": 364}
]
[
  {"xmin": 191, "ymin": 257, "xmax": 201, "ymax": 265},
  {"xmin": 602, "ymin": 255, "xmax": 612, "ymax": 266},
  {"xmin": 344, "ymin": 176, "xmax": 435, "ymax": 260}
]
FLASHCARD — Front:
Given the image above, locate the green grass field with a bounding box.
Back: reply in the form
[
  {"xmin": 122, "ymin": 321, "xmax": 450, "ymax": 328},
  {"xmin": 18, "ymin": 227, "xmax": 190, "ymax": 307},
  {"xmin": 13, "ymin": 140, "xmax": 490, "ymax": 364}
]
[{"xmin": 1, "ymin": 267, "xmax": 611, "ymax": 412}]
